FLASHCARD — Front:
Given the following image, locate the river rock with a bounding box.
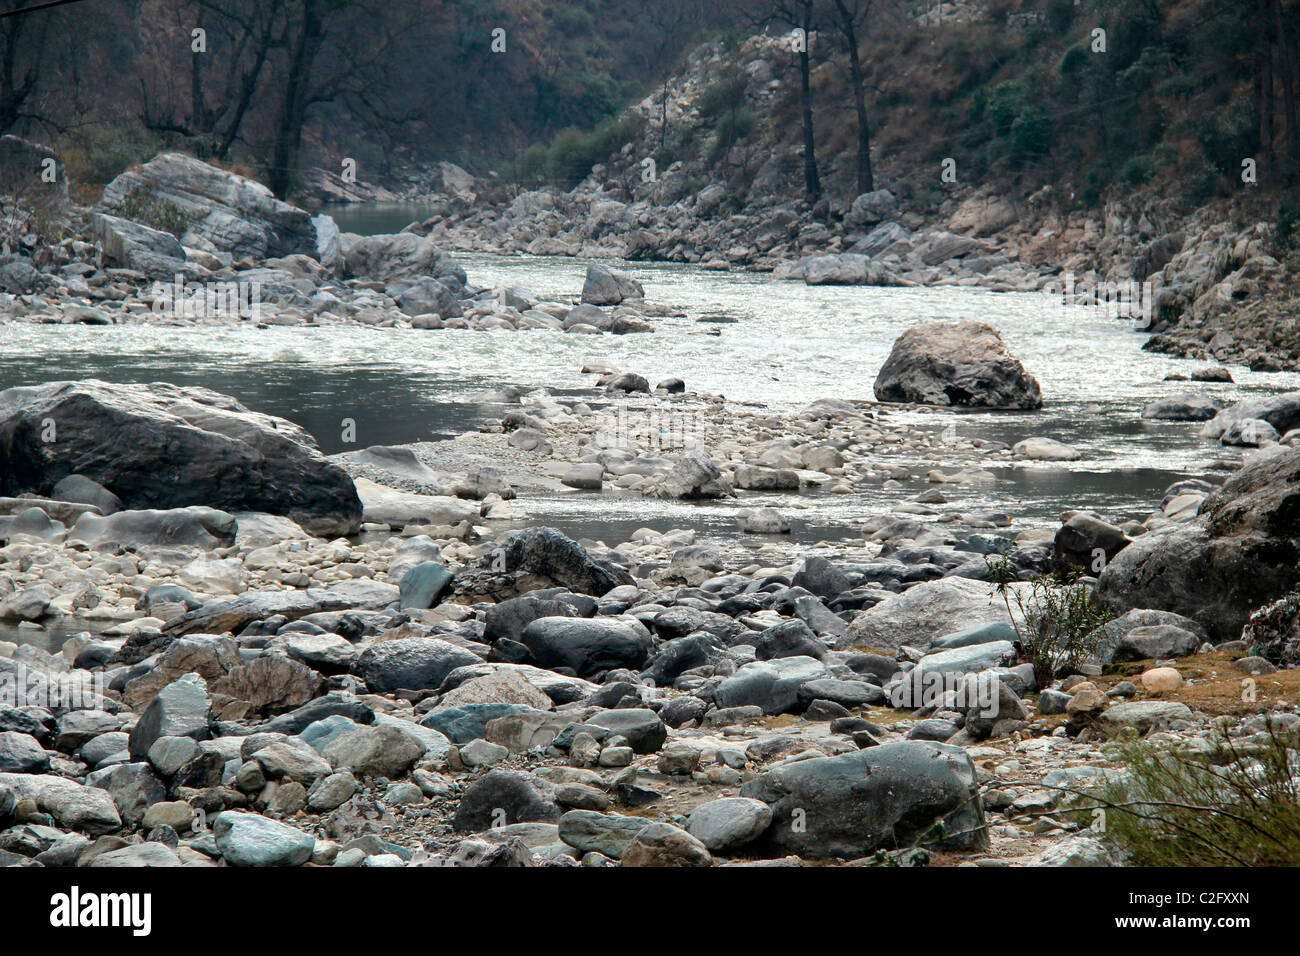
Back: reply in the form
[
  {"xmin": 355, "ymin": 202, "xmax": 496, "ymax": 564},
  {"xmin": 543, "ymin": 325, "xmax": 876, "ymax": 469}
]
[
  {"xmin": 1142, "ymin": 393, "xmax": 1223, "ymax": 421},
  {"xmin": 712, "ymin": 656, "xmax": 831, "ymax": 715},
  {"xmin": 355, "ymin": 638, "xmax": 481, "ymax": 694},
  {"xmin": 0, "ymin": 381, "xmax": 361, "ymax": 536},
  {"xmin": 847, "ymin": 577, "xmax": 1019, "ymax": 651},
  {"xmin": 453, "ymin": 769, "xmax": 562, "ymax": 832},
  {"xmin": 519, "ymin": 617, "xmax": 652, "ymax": 678},
  {"xmin": 740, "ymin": 741, "xmax": 987, "ymax": 859},
  {"xmin": 1097, "ymin": 445, "xmax": 1300, "ymax": 640},
  {"xmin": 873, "ymin": 320, "xmax": 1042, "ymax": 410},
  {"xmin": 213, "ymin": 810, "xmax": 315, "ymax": 866},
  {"xmin": 582, "ymin": 263, "xmax": 643, "ymax": 305},
  {"xmin": 498, "ymin": 527, "xmax": 633, "ymax": 596},
  {"xmin": 1053, "ymin": 512, "xmax": 1131, "ymax": 574},
  {"xmin": 1013, "ymin": 437, "xmax": 1081, "ymax": 461},
  {"xmin": 1094, "ymin": 701, "xmax": 1193, "ymax": 733},
  {"xmin": 98, "ymin": 152, "xmax": 319, "ymax": 260},
  {"xmin": 620, "ymin": 822, "xmax": 711, "ymax": 867},
  {"xmin": 686, "ymin": 797, "xmax": 773, "ymax": 852},
  {"xmin": 91, "ymin": 213, "xmax": 188, "ymax": 278}
]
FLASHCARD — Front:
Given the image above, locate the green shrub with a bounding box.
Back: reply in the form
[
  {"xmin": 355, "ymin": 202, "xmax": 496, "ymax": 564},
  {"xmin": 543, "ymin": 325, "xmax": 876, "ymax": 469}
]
[
  {"xmin": 117, "ymin": 191, "xmax": 190, "ymax": 239},
  {"xmin": 708, "ymin": 109, "xmax": 756, "ymax": 161},
  {"xmin": 1099, "ymin": 725, "xmax": 1300, "ymax": 866},
  {"xmin": 1274, "ymin": 199, "xmax": 1300, "ymax": 255},
  {"xmin": 987, "ymin": 557, "xmax": 1113, "ymax": 687},
  {"xmin": 1118, "ymin": 153, "xmax": 1156, "ymax": 186},
  {"xmin": 696, "ymin": 69, "xmax": 748, "ymax": 120}
]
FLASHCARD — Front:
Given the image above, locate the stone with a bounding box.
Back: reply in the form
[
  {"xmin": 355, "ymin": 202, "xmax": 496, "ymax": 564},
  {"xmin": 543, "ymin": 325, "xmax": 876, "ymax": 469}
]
[
  {"xmin": 519, "ymin": 617, "xmax": 652, "ymax": 678},
  {"xmin": 497, "ymin": 527, "xmax": 634, "ymax": 596},
  {"xmin": 99, "ymin": 152, "xmax": 318, "ymax": 260},
  {"xmin": 453, "ymin": 770, "xmax": 562, "ymax": 832},
  {"xmin": 848, "ymin": 577, "xmax": 1021, "ymax": 651},
  {"xmin": 687, "ymin": 797, "xmax": 773, "ymax": 852},
  {"xmin": 557, "ymin": 809, "xmax": 651, "ymax": 859},
  {"xmin": 1095, "ymin": 701, "xmax": 1193, "ymax": 733},
  {"xmin": 873, "ymin": 321, "xmax": 1042, "ymax": 410},
  {"xmin": 712, "ymin": 656, "xmax": 832, "ymax": 715},
  {"xmin": 398, "ymin": 562, "xmax": 455, "ymax": 610},
  {"xmin": 582, "ymin": 263, "xmax": 644, "ymax": 305},
  {"xmin": 1140, "ymin": 667, "xmax": 1183, "ymax": 692},
  {"xmin": 1098, "ymin": 446, "xmax": 1300, "ymax": 640},
  {"xmin": 740, "ymin": 742, "xmax": 987, "ymax": 859},
  {"xmin": 620, "ymin": 822, "xmax": 711, "ymax": 867},
  {"xmin": 128, "ymin": 673, "xmax": 210, "ymax": 759},
  {"xmin": 1013, "ymin": 437, "xmax": 1081, "ymax": 461},
  {"xmin": 322, "ymin": 725, "xmax": 423, "ymax": 779},
  {"xmin": 213, "ymin": 810, "xmax": 315, "ymax": 866},
  {"xmin": 355, "ymin": 638, "xmax": 481, "ymax": 693},
  {"xmin": 0, "ymin": 381, "xmax": 361, "ymax": 536}
]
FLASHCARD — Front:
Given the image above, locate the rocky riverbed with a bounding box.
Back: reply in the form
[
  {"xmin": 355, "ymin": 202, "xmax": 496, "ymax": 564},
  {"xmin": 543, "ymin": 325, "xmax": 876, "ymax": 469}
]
[
  {"xmin": 3, "ymin": 338, "xmax": 1300, "ymax": 868},
  {"xmin": 2, "ymin": 143, "xmax": 1299, "ymax": 870}
]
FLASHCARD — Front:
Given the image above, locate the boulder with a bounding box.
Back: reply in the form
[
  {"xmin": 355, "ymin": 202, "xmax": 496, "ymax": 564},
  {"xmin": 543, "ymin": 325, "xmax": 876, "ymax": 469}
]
[
  {"xmin": 712, "ymin": 656, "xmax": 832, "ymax": 715},
  {"xmin": 213, "ymin": 811, "xmax": 315, "ymax": 867},
  {"xmin": 644, "ymin": 449, "xmax": 735, "ymax": 499},
  {"xmin": 1142, "ymin": 394, "xmax": 1223, "ymax": 421},
  {"xmin": 0, "ymin": 381, "xmax": 361, "ymax": 536},
  {"xmin": 498, "ymin": 527, "xmax": 633, "ymax": 596},
  {"xmin": 1013, "ymin": 437, "xmax": 1081, "ymax": 461},
  {"xmin": 519, "ymin": 617, "xmax": 652, "ymax": 678},
  {"xmin": 740, "ymin": 742, "xmax": 987, "ymax": 859},
  {"xmin": 847, "ymin": 577, "xmax": 1020, "ymax": 651},
  {"xmin": 1097, "ymin": 446, "xmax": 1300, "ymax": 640},
  {"xmin": 98, "ymin": 153, "xmax": 318, "ymax": 260},
  {"xmin": 687, "ymin": 797, "xmax": 773, "ymax": 852},
  {"xmin": 873, "ymin": 321, "xmax": 1042, "ymax": 410},
  {"xmin": 340, "ymin": 231, "xmax": 465, "ymax": 284},
  {"xmin": 453, "ymin": 770, "xmax": 562, "ymax": 832},
  {"xmin": 355, "ymin": 638, "xmax": 481, "ymax": 694},
  {"xmin": 620, "ymin": 822, "xmax": 712, "ymax": 867},
  {"xmin": 92, "ymin": 213, "xmax": 188, "ymax": 278},
  {"xmin": 581, "ymin": 263, "xmax": 643, "ymax": 305},
  {"xmin": 1053, "ymin": 512, "xmax": 1130, "ymax": 574}
]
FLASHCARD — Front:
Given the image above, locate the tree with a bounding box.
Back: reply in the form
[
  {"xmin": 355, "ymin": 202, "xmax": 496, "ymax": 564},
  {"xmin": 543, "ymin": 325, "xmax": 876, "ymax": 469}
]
[{"xmin": 827, "ymin": 0, "xmax": 874, "ymax": 194}]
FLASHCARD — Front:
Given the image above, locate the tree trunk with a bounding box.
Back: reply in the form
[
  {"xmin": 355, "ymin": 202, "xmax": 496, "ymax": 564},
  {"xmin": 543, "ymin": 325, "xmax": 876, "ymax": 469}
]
[
  {"xmin": 797, "ymin": 4, "xmax": 821, "ymax": 204},
  {"xmin": 1257, "ymin": 0, "xmax": 1275, "ymax": 173},
  {"xmin": 1273, "ymin": 0, "xmax": 1298, "ymax": 179},
  {"xmin": 268, "ymin": 0, "xmax": 324, "ymax": 199},
  {"xmin": 836, "ymin": 0, "xmax": 874, "ymax": 194}
]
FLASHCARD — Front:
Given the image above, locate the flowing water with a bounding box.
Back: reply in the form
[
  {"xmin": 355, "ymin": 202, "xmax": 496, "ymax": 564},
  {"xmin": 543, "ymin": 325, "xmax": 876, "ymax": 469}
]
[{"xmin": 4, "ymin": 204, "xmax": 1298, "ymax": 554}]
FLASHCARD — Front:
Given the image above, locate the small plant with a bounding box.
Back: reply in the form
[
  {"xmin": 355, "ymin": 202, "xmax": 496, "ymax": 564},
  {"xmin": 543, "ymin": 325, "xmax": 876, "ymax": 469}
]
[
  {"xmin": 118, "ymin": 190, "xmax": 190, "ymax": 239},
  {"xmin": 1099, "ymin": 724, "xmax": 1300, "ymax": 866},
  {"xmin": 1273, "ymin": 198, "xmax": 1300, "ymax": 256},
  {"xmin": 986, "ymin": 555, "xmax": 1113, "ymax": 686}
]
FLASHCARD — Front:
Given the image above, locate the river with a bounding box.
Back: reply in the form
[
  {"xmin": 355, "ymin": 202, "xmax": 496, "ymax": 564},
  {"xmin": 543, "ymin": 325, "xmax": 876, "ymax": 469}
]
[{"xmin": 3, "ymin": 201, "xmax": 1294, "ymax": 552}]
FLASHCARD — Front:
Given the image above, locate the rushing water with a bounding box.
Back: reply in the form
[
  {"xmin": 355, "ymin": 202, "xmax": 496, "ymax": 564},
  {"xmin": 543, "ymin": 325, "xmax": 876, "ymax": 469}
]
[{"xmin": 4, "ymin": 211, "xmax": 1299, "ymax": 553}]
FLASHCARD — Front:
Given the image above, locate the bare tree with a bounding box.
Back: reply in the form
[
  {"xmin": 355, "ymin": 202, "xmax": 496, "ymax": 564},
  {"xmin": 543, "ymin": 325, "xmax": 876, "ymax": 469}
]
[{"xmin": 827, "ymin": 0, "xmax": 874, "ymax": 194}]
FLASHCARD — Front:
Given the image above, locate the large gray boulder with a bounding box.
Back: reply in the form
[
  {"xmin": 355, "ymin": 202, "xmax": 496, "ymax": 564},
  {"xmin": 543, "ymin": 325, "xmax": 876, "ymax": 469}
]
[
  {"xmin": 519, "ymin": 617, "xmax": 653, "ymax": 679},
  {"xmin": 712, "ymin": 656, "xmax": 832, "ymax": 715},
  {"xmin": 846, "ymin": 577, "xmax": 1020, "ymax": 651},
  {"xmin": 581, "ymin": 263, "xmax": 643, "ymax": 305},
  {"xmin": 873, "ymin": 320, "xmax": 1042, "ymax": 410},
  {"xmin": 0, "ymin": 380, "xmax": 362, "ymax": 536},
  {"xmin": 1200, "ymin": 391, "xmax": 1300, "ymax": 440},
  {"xmin": 740, "ymin": 742, "xmax": 987, "ymax": 859},
  {"xmin": 497, "ymin": 527, "xmax": 633, "ymax": 596},
  {"xmin": 97, "ymin": 152, "xmax": 318, "ymax": 260},
  {"xmin": 1097, "ymin": 445, "xmax": 1300, "ymax": 640},
  {"xmin": 92, "ymin": 213, "xmax": 189, "ymax": 278},
  {"xmin": 801, "ymin": 253, "xmax": 901, "ymax": 286},
  {"xmin": 340, "ymin": 231, "xmax": 466, "ymax": 285},
  {"xmin": 355, "ymin": 638, "xmax": 481, "ymax": 694}
]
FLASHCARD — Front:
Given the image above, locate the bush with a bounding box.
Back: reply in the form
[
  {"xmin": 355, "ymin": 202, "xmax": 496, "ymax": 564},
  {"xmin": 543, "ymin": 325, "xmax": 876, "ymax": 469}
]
[
  {"xmin": 1118, "ymin": 153, "xmax": 1156, "ymax": 186},
  {"xmin": 117, "ymin": 191, "xmax": 190, "ymax": 239},
  {"xmin": 708, "ymin": 109, "xmax": 756, "ymax": 161},
  {"xmin": 696, "ymin": 69, "xmax": 748, "ymax": 120},
  {"xmin": 1099, "ymin": 725, "xmax": 1300, "ymax": 866},
  {"xmin": 1274, "ymin": 199, "xmax": 1300, "ymax": 256},
  {"xmin": 987, "ymin": 557, "xmax": 1112, "ymax": 687}
]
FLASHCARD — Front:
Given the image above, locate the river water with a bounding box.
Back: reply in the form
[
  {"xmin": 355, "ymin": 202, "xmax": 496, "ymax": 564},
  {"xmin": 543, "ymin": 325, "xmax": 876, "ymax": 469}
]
[{"xmin": 3, "ymin": 202, "xmax": 1296, "ymax": 551}]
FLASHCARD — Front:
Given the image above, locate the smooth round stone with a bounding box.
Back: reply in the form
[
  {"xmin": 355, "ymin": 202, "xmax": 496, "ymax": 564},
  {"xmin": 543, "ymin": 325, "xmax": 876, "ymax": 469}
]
[{"xmin": 1140, "ymin": 667, "xmax": 1183, "ymax": 693}]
